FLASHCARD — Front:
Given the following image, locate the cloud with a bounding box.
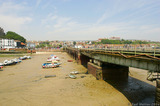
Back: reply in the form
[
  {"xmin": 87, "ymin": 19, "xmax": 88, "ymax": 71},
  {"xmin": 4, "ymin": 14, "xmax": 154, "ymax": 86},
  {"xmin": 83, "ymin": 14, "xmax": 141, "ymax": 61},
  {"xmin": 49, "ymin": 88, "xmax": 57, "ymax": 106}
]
[
  {"xmin": 0, "ymin": 0, "xmax": 159, "ymax": 41},
  {"xmin": 0, "ymin": 15, "xmax": 32, "ymax": 31},
  {"xmin": 0, "ymin": 1, "xmax": 25, "ymax": 14},
  {"xmin": 36, "ymin": 0, "xmax": 42, "ymax": 7},
  {"xmin": 0, "ymin": 1, "xmax": 32, "ymax": 32},
  {"xmin": 45, "ymin": 15, "xmax": 127, "ymax": 40},
  {"xmin": 96, "ymin": 0, "xmax": 160, "ymax": 24},
  {"xmin": 41, "ymin": 13, "xmax": 72, "ymax": 29}
]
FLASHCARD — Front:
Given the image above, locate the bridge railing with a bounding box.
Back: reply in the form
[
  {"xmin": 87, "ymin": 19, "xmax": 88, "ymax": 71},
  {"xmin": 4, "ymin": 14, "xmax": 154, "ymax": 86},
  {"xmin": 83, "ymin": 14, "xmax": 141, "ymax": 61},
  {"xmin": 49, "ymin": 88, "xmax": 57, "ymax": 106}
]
[{"xmin": 66, "ymin": 46, "xmax": 160, "ymax": 57}]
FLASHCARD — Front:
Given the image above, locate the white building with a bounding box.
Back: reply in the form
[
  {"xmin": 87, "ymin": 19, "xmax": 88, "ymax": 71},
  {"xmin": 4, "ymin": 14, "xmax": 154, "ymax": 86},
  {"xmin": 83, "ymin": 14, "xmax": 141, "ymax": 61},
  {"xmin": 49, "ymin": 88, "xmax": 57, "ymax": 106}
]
[
  {"xmin": 75, "ymin": 45, "xmax": 83, "ymax": 48},
  {"xmin": 0, "ymin": 39, "xmax": 15, "ymax": 49}
]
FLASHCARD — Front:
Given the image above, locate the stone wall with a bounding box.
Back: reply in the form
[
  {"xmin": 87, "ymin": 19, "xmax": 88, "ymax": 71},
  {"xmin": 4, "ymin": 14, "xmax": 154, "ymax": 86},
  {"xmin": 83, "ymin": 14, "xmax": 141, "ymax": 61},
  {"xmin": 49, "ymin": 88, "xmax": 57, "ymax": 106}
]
[{"xmin": 87, "ymin": 62, "xmax": 102, "ymax": 80}]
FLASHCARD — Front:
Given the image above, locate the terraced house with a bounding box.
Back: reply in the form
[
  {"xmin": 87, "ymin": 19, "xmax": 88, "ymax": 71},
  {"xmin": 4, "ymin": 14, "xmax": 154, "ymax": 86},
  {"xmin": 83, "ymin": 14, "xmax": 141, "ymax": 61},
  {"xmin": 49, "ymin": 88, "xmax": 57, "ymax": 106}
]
[{"xmin": 0, "ymin": 39, "xmax": 15, "ymax": 49}]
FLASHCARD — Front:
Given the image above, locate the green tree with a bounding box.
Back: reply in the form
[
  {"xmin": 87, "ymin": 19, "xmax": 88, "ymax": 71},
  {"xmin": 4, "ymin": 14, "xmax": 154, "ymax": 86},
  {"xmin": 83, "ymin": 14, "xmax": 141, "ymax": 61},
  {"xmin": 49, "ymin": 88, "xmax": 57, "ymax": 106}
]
[
  {"xmin": 59, "ymin": 44, "xmax": 62, "ymax": 47},
  {"xmin": 73, "ymin": 41, "xmax": 76, "ymax": 45},
  {"xmin": 0, "ymin": 27, "xmax": 5, "ymax": 38},
  {"xmin": 5, "ymin": 31, "xmax": 26, "ymax": 43}
]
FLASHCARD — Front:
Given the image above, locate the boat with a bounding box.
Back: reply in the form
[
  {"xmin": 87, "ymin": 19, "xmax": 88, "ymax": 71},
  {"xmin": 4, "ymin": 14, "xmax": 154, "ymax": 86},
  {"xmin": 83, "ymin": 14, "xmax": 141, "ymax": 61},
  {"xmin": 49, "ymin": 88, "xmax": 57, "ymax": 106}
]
[
  {"xmin": 19, "ymin": 56, "xmax": 27, "ymax": 60},
  {"xmin": 0, "ymin": 63, "xmax": 3, "ymax": 69},
  {"xmin": 0, "ymin": 63, "xmax": 4, "ymax": 66},
  {"xmin": 47, "ymin": 55, "xmax": 60, "ymax": 62},
  {"xmin": 45, "ymin": 75, "xmax": 56, "ymax": 78},
  {"xmin": 68, "ymin": 60, "xmax": 73, "ymax": 62},
  {"xmin": 70, "ymin": 71, "xmax": 79, "ymax": 75},
  {"xmin": 68, "ymin": 74, "xmax": 77, "ymax": 79},
  {"xmin": 47, "ymin": 57, "xmax": 53, "ymax": 62},
  {"xmin": 11, "ymin": 58, "xmax": 22, "ymax": 63},
  {"xmin": 42, "ymin": 63, "xmax": 55, "ymax": 68},
  {"xmin": 0, "ymin": 66, "xmax": 3, "ymax": 69},
  {"xmin": 24, "ymin": 55, "xmax": 31, "ymax": 59},
  {"xmin": 3, "ymin": 60, "xmax": 16, "ymax": 66}
]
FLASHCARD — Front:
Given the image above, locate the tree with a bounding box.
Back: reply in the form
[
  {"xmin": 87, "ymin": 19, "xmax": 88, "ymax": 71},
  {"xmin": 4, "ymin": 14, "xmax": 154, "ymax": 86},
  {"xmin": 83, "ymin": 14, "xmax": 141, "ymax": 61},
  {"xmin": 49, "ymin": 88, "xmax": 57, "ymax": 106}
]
[
  {"xmin": 0, "ymin": 27, "xmax": 5, "ymax": 38},
  {"xmin": 73, "ymin": 41, "xmax": 76, "ymax": 45},
  {"xmin": 5, "ymin": 31, "xmax": 26, "ymax": 43}
]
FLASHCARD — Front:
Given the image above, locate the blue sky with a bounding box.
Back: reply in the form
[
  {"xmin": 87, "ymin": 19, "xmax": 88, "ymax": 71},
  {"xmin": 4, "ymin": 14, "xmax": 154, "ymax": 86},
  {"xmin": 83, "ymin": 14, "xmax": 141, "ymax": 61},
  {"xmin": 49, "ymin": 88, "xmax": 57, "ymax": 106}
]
[{"xmin": 0, "ymin": 0, "xmax": 160, "ymax": 41}]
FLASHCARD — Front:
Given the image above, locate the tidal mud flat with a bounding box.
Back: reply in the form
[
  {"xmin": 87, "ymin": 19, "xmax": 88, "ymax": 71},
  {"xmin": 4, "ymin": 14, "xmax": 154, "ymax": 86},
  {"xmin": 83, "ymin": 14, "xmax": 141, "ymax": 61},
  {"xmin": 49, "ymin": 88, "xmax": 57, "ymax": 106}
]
[{"xmin": 0, "ymin": 52, "xmax": 130, "ymax": 106}]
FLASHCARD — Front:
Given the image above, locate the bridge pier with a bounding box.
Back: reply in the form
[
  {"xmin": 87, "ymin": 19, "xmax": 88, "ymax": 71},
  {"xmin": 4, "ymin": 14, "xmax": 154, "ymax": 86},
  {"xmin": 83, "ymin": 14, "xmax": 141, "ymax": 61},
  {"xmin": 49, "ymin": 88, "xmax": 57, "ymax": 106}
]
[
  {"xmin": 87, "ymin": 62, "xmax": 129, "ymax": 80},
  {"xmin": 88, "ymin": 62, "xmax": 102, "ymax": 80},
  {"xmin": 77, "ymin": 53, "xmax": 81, "ymax": 64},
  {"xmin": 102, "ymin": 63, "xmax": 129, "ymax": 80},
  {"xmin": 80, "ymin": 54, "xmax": 91, "ymax": 67},
  {"xmin": 156, "ymin": 79, "xmax": 160, "ymax": 104}
]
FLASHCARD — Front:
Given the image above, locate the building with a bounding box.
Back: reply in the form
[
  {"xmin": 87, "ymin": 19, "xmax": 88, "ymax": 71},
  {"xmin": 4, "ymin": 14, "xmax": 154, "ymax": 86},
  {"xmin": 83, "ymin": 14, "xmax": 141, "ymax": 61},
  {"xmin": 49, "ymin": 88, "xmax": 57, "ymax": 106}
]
[
  {"xmin": 109, "ymin": 37, "xmax": 120, "ymax": 40},
  {"xmin": 14, "ymin": 40, "xmax": 26, "ymax": 48},
  {"xmin": 97, "ymin": 38, "xmax": 107, "ymax": 42},
  {"xmin": 0, "ymin": 39, "xmax": 15, "ymax": 49},
  {"xmin": 75, "ymin": 45, "xmax": 83, "ymax": 48},
  {"xmin": 27, "ymin": 42, "xmax": 36, "ymax": 49}
]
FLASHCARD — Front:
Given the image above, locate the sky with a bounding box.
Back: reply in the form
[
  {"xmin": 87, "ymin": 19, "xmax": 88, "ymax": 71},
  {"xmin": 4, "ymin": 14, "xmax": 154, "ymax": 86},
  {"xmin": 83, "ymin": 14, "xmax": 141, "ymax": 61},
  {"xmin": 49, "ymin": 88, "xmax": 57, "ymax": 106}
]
[{"xmin": 0, "ymin": 0, "xmax": 160, "ymax": 41}]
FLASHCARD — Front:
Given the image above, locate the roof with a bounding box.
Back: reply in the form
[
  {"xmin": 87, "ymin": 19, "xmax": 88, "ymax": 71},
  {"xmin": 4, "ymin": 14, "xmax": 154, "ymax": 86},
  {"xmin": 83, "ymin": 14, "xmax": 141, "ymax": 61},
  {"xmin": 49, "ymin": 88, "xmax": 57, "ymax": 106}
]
[
  {"xmin": 21, "ymin": 42, "xmax": 26, "ymax": 45},
  {"xmin": 14, "ymin": 40, "xmax": 21, "ymax": 42}
]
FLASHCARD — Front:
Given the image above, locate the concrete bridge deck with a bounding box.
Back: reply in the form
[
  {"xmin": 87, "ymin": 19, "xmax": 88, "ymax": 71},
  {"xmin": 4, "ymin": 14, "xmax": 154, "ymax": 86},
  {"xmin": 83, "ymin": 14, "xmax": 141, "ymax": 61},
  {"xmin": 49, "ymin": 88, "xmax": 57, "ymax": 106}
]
[{"xmin": 66, "ymin": 47, "xmax": 160, "ymax": 72}]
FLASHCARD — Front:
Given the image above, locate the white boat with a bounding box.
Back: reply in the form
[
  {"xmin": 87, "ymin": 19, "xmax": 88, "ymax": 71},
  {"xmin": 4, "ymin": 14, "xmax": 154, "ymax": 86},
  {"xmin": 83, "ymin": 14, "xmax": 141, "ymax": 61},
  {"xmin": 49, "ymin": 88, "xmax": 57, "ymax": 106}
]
[
  {"xmin": 0, "ymin": 62, "xmax": 4, "ymax": 66},
  {"xmin": 3, "ymin": 60, "xmax": 16, "ymax": 66},
  {"xmin": 70, "ymin": 71, "xmax": 79, "ymax": 75},
  {"xmin": 69, "ymin": 74, "xmax": 77, "ymax": 79},
  {"xmin": 11, "ymin": 58, "xmax": 22, "ymax": 63},
  {"xmin": 23, "ymin": 55, "xmax": 31, "ymax": 59}
]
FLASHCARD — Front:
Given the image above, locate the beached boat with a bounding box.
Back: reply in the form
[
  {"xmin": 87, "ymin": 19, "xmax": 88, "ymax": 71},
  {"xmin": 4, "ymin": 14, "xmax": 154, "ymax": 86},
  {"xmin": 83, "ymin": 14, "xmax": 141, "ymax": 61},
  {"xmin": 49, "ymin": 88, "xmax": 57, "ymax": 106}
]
[
  {"xmin": 47, "ymin": 57, "xmax": 53, "ymax": 62},
  {"xmin": 68, "ymin": 74, "xmax": 77, "ymax": 79},
  {"xmin": 47, "ymin": 55, "xmax": 60, "ymax": 62},
  {"xmin": 0, "ymin": 63, "xmax": 4, "ymax": 66},
  {"xmin": 42, "ymin": 63, "xmax": 55, "ymax": 68},
  {"xmin": 24, "ymin": 55, "xmax": 31, "ymax": 59},
  {"xmin": 11, "ymin": 58, "xmax": 22, "ymax": 63},
  {"xmin": 70, "ymin": 71, "xmax": 79, "ymax": 75},
  {"xmin": 19, "ymin": 56, "xmax": 27, "ymax": 60},
  {"xmin": 0, "ymin": 65, "xmax": 3, "ymax": 69},
  {"xmin": 3, "ymin": 60, "xmax": 16, "ymax": 66}
]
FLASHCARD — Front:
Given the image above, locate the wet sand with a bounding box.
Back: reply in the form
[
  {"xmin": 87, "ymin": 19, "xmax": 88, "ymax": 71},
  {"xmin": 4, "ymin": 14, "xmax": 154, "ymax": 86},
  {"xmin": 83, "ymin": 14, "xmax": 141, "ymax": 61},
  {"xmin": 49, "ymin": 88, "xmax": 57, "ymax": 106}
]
[
  {"xmin": 129, "ymin": 67, "xmax": 156, "ymax": 86},
  {"xmin": 0, "ymin": 52, "xmax": 131, "ymax": 106}
]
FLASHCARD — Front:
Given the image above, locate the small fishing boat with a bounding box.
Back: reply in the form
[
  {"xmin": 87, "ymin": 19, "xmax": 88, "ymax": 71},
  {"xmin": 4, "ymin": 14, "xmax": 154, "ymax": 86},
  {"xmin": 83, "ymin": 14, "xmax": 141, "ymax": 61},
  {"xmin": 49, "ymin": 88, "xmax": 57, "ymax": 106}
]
[
  {"xmin": 47, "ymin": 55, "xmax": 60, "ymax": 62},
  {"xmin": 70, "ymin": 71, "xmax": 79, "ymax": 75},
  {"xmin": 0, "ymin": 62, "xmax": 3, "ymax": 69},
  {"xmin": 24, "ymin": 55, "xmax": 31, "ymax": 59},
  {"xmin": 68, "ymin": 74, "xmax": 77, "ymax": 79},
  {"xmin": 45, "ymin": 75, "xmax": 56, "ymax": 78},
  {"xmin": 19, "ymin": 56, "xmax": 27, "ymax": 60},
  {"xmin": 3, "ymin": 60, "xmax": 16, "ymax": 66},
  {"xmin": 11, "ymin": 58, "xmax": 22, "ymax": 63},
  {"xmin": 42, "ymin": 63, "xmax": 55, "ymax": 68},
  {"xmin": 0, "ymin": 63, "xmax": 4, "ymax": 66},
  {"xmin": 0, "ymin": 66, "xmax": 3, "ymax": 69}
]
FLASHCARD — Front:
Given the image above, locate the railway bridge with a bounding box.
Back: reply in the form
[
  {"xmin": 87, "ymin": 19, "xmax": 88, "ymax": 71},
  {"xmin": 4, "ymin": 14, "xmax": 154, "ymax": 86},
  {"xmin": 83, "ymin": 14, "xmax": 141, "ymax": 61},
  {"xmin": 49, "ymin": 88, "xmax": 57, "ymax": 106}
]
[{"xmin": 65, "ymin": 47, "xmax": 160, "ymax": 104}]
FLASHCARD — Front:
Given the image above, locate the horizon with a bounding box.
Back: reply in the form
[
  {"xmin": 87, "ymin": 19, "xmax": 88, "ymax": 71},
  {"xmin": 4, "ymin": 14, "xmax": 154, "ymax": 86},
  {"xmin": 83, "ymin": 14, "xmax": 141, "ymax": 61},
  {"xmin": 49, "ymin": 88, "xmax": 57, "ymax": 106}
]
[{"xmin": 0, "ymin": 0, "xmax": 160, "ymax": 41}]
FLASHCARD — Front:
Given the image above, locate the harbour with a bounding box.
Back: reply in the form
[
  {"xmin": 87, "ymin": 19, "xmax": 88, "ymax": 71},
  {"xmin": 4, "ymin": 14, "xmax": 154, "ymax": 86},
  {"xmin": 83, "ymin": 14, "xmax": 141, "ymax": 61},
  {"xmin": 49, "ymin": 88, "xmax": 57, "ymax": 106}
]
[{"xmin": 0, "ymin": 52, "xmax": 156, "ymax": 105}]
